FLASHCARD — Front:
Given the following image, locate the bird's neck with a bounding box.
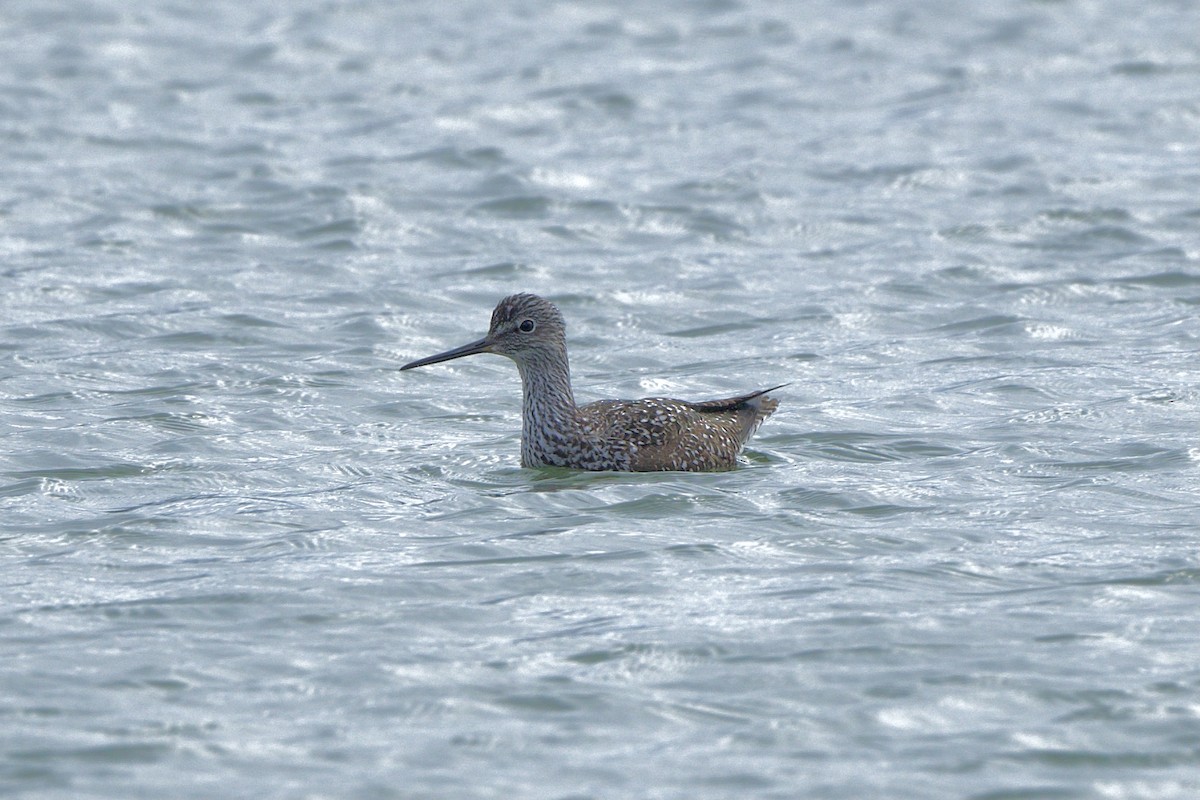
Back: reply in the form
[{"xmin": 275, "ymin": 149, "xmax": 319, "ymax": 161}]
[{"xmin": 515, "ymin": 348, "xmax": 578, "ymax": 465}]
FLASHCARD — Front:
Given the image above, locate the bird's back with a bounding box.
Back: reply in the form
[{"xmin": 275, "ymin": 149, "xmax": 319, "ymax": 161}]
[{"xmin": 576, "ymin": 386, "xmax": 782, "ymax": 471}]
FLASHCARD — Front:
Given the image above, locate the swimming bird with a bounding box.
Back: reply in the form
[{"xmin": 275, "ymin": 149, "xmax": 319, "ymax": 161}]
[{"xmin": 400, "ymin": 293, "xmax": 782, "ymax": 471}]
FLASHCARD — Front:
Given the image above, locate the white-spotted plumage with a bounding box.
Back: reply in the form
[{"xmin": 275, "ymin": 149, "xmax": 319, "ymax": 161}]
[{"xmin": 401, "ymin": 294, "xmax": 782, "ymax": 471}]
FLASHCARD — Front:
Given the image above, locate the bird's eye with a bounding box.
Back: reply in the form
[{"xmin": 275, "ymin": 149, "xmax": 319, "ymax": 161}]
[{"xmin": 518, "ymin": 319, "xmax": 536, "ymax": 333}]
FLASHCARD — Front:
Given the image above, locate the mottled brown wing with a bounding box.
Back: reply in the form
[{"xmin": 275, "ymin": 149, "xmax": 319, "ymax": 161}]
[
  {"xmin": 579, "ymin": 398, "xmax": 685, "ymax": 448},
  {"xmin": 578, "ymin": 386, "xmax": 784, "ymax": 472}
]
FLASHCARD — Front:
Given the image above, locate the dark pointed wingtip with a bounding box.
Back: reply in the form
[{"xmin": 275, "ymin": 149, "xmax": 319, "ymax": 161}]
[{"xmin": 399, "ymin": 336, "xmax": 493, "ymax": 371}]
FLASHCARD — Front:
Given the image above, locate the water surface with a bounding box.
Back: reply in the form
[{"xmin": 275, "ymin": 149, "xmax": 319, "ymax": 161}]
[{"xmin": 3, "ymin": 1, "xmax": 1200, "ymax": 798}]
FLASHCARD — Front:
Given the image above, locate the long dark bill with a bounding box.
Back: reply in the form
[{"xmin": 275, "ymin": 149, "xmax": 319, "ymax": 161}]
[{"xmin": 399, "ymin": 337, "xmax": 492, "ymax": 370}]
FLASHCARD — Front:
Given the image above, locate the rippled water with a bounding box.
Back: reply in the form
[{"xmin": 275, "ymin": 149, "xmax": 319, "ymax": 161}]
[{"xmin": 3, "ymin": 1, "xmax": 1200, "ymax": 798}]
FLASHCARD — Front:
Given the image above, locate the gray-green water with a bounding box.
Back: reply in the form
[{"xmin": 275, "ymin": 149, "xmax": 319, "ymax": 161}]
[{"xmin": 3, "ymin": 1, "xmax": 1200, "ymax": 798}]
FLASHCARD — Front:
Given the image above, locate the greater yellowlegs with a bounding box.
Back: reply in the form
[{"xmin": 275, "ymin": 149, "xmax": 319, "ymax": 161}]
[{"xmin": 401, "ymin": 293, "xmax": 782, "ymax": 471}]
